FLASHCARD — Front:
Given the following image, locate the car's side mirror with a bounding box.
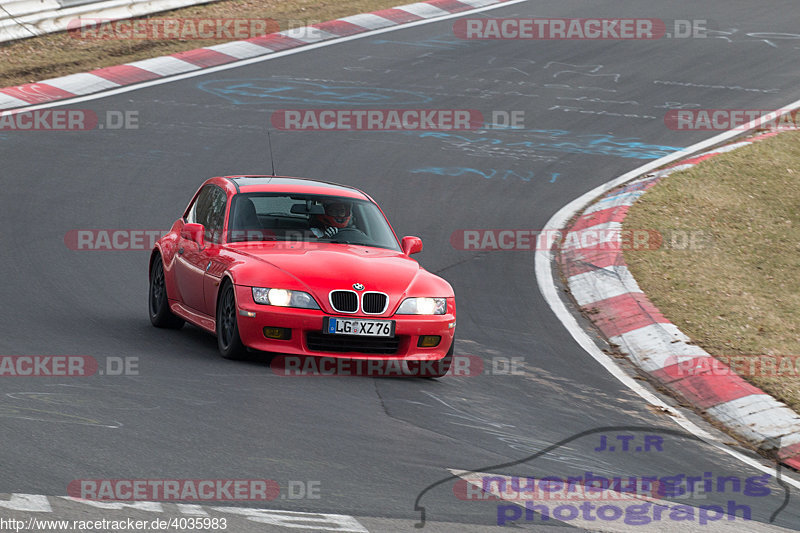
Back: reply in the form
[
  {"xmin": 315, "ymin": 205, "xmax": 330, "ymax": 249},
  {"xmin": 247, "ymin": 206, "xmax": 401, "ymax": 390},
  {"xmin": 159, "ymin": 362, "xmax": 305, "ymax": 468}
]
[
  {"xmin": 401, "ymin": 236, "xmax": 423, "ymax": 255},
  {"xmin": 181, "ymin": 223, "xmax": 205, "ymax": 247}
]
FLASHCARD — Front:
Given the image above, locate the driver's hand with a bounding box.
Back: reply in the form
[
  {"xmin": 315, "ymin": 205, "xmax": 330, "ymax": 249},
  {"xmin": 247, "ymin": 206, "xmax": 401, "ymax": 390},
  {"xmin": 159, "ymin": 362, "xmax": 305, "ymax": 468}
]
[
  {"xmin": 310, "ymin": 227, "xmax": 324, "ymax": 238},
  {"xmin": 324, "ymin": 226, "xmax": 338, "ymax": 238}
]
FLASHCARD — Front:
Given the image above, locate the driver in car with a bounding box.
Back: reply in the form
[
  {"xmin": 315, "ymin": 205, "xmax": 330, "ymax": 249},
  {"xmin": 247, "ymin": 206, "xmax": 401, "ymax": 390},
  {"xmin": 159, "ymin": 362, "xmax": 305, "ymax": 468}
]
[{"xmin": 311, "ymin": 200, "xmax": 352, "ymax": 238}]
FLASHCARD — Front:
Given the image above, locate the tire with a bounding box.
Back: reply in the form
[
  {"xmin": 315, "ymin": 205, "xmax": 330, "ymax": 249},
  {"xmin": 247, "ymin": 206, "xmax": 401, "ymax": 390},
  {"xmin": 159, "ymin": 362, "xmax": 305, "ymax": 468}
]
[
  {"xmin": 149, "ymin": 256, "xmax": 184, "ymax": 329},
  {"xmin": 422, "ymin": 335, "xmax": 455, "ymax": 379},
  {"xmin": 216, "ymin": 280, "xmax": 247, "ymax": 360}
]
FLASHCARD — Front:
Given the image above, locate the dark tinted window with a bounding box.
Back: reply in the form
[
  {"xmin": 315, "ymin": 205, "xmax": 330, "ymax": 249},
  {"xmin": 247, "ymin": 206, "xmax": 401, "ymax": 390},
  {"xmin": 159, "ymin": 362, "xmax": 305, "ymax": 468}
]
[
  {"xmin": 186, "ymin": 186, "xmax": 213, "ymax": 226},
  {"xmin": 186, "ymin": 185, "xmax": 227, "ymax": 243},
  {"xmin": 205, "ymin": 187, "xmax": 228, "ymax": 243},
  {"xmin": 227, "ymin": 193, "xmax": 400, "ymax": 251}
]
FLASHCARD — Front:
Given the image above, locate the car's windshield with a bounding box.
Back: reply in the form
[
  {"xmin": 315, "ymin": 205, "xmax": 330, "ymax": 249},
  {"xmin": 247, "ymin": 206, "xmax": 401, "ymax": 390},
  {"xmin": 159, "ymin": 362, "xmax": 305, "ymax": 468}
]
[{"xmin": 227, "ymin": 193, "xmax": 400, "ymax": 251}]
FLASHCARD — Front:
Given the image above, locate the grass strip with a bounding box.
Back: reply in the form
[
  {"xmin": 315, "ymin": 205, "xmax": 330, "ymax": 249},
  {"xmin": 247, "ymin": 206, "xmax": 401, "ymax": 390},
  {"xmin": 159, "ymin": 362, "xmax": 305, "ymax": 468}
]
[{"xmin": 623, "ymin": 130, "xmax": 800, "ymax": 413}]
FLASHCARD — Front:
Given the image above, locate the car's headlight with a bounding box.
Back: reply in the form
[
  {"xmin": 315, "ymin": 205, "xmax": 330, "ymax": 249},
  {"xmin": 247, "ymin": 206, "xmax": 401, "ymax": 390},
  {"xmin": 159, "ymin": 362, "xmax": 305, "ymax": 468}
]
[
  {"xmin": 252, "ymin": 287, "xmax": 320, "ymax": 309},
  {"xmin": 396, "ymin": 297, "xmax": 446, "ymax": 315}
]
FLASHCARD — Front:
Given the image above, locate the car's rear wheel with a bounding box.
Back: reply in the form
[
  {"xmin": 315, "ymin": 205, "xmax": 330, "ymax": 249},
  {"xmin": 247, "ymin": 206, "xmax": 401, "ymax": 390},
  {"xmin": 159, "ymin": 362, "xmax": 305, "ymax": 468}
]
[
  {"xmin": 217, "ymin": 281, "xmax": 247, "ymax": 360},
  {"xmin": 149, "ymin": 256, "xmax": 184, "ymax": 329}
]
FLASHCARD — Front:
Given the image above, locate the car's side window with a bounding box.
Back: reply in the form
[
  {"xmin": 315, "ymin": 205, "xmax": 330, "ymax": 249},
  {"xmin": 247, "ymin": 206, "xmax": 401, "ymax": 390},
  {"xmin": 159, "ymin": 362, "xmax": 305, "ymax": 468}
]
[
  {"xmin": 186, "ymin": 186, "xmax": 213, "ymax": 227},
  {"xmin": 205, "ymin": 187, "xmax": 228, "ymax": 244},
  {"xmin": 185, "ymin": 185, "xmax": 227, "ymax": 244}
]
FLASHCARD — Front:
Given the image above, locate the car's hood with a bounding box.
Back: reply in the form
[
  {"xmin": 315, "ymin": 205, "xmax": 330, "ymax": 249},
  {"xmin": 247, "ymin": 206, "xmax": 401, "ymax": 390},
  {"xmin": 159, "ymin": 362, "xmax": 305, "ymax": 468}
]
[{"xmin": 227, "ymin": 243, "xmax": 426, "ymax": 297}]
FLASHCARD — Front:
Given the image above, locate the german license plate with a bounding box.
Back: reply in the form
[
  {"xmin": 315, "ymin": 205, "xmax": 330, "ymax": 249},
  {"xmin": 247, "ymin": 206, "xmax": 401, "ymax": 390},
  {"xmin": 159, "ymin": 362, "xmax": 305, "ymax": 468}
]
[{"xmin": 324, "ymin": 317, "xmax": 395, "ymax": 337}]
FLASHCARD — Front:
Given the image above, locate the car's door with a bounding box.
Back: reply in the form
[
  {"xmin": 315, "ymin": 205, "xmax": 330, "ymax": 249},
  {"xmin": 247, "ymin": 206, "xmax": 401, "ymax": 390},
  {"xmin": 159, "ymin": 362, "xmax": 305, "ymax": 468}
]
[
  {"xmin": 175, "ymin": 185, "xmax": 220, "ymax": 312},
  {"xmin": 201, "ymin": 188, "xmax": 231, "ymax": 316}
]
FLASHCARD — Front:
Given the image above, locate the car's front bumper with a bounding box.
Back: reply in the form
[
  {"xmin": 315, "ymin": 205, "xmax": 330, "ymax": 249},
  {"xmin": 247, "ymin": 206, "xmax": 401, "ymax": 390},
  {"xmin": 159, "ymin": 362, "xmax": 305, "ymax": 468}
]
[{"xmin": 234, "ymin": 285, "xmax": 455, "ymax": 361}]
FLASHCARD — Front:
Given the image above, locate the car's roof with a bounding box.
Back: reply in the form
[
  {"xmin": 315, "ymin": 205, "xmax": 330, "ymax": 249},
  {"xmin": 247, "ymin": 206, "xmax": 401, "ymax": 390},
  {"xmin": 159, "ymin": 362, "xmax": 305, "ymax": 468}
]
[{"xmin": 222, "ymin": 175, "xmax": 369, "ymax": 200}]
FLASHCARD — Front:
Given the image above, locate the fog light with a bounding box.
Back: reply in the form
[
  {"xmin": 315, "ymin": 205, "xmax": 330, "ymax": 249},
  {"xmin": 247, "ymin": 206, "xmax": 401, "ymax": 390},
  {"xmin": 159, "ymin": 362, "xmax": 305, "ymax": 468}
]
[
  {"xmin": 263, "ymin": 327, "xmax": 291, "ymax": 340},
  {"xmin": 418, "ymin": 335, "xmax": 441, "ymax": 348}
]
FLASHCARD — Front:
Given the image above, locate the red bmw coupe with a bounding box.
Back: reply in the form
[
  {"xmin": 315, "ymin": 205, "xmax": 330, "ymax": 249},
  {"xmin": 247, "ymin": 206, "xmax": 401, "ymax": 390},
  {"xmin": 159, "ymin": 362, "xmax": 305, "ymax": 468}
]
[{"xmin": 148, "ymin": 176, "xmax": 456, "ymax": 377}]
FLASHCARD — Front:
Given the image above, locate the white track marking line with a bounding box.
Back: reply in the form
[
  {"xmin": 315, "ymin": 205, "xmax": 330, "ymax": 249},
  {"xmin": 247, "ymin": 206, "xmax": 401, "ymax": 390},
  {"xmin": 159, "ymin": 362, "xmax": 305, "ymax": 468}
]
[
  {"xmin": 535, "ymin": 104, "xmax": 800, "ymax": 488},
  {"xmin": 127, "ymin": 56, "xmax": 200, "ymax": 76},
  {"xmin": 36, "ymin": 73, "xmax": 120, "ymax": 94},
  {"xmin": 277, "ymin": 27, "xmax": 339, "ymax": 43},
  {"xmin": 337, "ymin": 13, "xmax": 397, "ymax": 30},
  {"xmin": 394, "ymin": 3, "xmax": 451, "ymax": 18},
  {"xmin": 203, "ymin": 41, "xmax": 274, "ymax": 59},
  {"xmin": 0, "ymin": 92, "xmax": 32, "ymax": 108}
]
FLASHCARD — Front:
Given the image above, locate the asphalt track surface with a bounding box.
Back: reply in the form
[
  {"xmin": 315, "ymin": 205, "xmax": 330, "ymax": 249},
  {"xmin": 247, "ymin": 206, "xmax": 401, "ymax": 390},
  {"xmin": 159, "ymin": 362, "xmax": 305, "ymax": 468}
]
[{"xmin": 2, "ymin": 0, "xmax": 800, "ymax": 531}]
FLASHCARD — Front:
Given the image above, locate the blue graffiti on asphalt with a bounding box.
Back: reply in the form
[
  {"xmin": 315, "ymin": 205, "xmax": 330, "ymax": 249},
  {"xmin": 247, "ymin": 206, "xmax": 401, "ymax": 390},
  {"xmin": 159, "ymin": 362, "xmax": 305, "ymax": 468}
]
[
  {"xmin": 411, "ymin": 167, "xmax": 560, "ymax": 183},
  {"xmin": 196, "ymin": 79, "xmax": 434, "ymax": 106},
  {"xmin": 402, "ymin": 129, "xmax": 682, "ymax": 160}
]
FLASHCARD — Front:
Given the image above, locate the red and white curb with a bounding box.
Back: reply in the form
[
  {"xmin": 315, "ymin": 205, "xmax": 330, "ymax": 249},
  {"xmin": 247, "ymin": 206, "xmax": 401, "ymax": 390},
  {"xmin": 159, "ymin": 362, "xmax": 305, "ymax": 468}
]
[
  {"xmin": 558, "ymin": 128, "xmax": 800, "ymax": 470},
  {"xmin": 0, "ymin": 0, "xmax": 514, "ymax": 111}
]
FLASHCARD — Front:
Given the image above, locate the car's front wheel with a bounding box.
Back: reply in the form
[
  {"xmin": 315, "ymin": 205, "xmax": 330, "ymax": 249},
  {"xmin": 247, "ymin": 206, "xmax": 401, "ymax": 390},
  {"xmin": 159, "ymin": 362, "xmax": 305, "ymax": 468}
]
[
  {"xmin": 149, "ymin": 256, "xmax": 184, "ymax": 329},
  {"xmin": 216, "ymin": 281, "xmax": 247, "ymax": 359}
]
